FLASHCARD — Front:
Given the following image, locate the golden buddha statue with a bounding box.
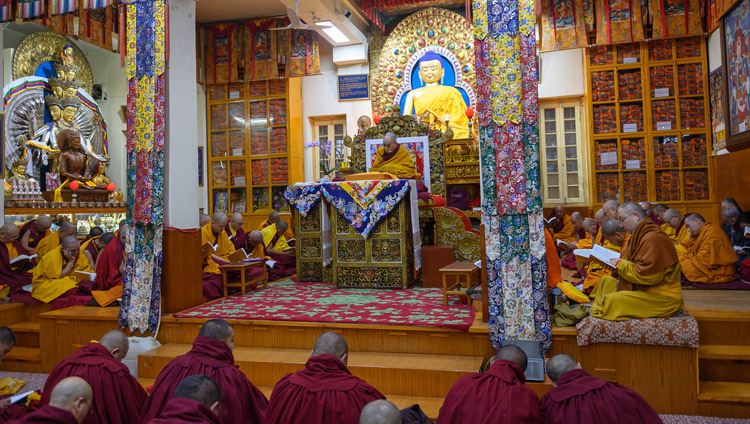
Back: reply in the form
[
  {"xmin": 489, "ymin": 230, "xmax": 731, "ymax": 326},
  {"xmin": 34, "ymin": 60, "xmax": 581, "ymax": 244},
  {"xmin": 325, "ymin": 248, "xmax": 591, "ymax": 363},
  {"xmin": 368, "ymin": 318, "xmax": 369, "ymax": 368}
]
[
  {"xmin": 402, "ymin": 52, "xmax": 470, "ymax": 139},
  {"xmin": 91, "ymin": 162, "xmax": 111, "ymax": 186},
  {"xmin": 58, "ymin": 129, "xmax": 93, "ymax": 188},
  {"xmin": 9, "ymin": 155, "xmax": 30, "ymax": 184},
  {"xmin": 56, "ymin": 97, "xmax": 82, "ymax": 134}
]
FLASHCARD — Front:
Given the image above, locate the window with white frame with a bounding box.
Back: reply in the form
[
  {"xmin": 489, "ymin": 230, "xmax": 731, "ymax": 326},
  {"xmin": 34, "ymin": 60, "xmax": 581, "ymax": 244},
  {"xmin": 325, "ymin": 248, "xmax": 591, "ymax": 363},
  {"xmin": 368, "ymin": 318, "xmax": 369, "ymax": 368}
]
[
  {"xmin": 540, "ymin": 100, "xmax": 587, "ymax": 205},
  {"xmin": 311, "ymin": 117, "xmax": 348, "ymax": 178}
]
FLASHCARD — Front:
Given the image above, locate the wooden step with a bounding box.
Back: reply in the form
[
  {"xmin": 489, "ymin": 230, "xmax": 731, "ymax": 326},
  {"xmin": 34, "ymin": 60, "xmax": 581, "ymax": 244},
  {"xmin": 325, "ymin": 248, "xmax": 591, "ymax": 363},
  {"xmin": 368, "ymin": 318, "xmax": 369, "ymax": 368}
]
[
  {"xmin": 256, "ymin": 386, "xmax": 444, "ymax": 420},
  {"xmin": 1, "ymin": 346, "xmax": 43, "ymax": 373},
  {"xmin": 0, "ymin": 303, "xmax": 26, "ymax": 327},
  {"xmin": 699, "ymin": 345, "xmax": 750, "ymax": 361},
  {"xmin": 9, "ymin": 321, "xmax": 40, "ymax": 349},
  {"xmin": 698, "ymin": 381, "xmax": 750, "ymax": 404},
  {"xmin": 139, "ymin": 344, "xmax": 483, "ymax": 398}
]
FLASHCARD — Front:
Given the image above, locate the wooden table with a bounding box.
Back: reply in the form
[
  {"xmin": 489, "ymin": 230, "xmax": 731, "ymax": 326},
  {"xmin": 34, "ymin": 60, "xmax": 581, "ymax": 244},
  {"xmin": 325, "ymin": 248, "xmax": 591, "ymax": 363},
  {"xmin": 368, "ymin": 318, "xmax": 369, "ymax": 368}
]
[
  {"xmin": 219, "ymin": 261, "xmax": 267, "ymax": 297},
  {"xmin": 439, "ymin": 261, "xmax": 479, "ymax": 305}
]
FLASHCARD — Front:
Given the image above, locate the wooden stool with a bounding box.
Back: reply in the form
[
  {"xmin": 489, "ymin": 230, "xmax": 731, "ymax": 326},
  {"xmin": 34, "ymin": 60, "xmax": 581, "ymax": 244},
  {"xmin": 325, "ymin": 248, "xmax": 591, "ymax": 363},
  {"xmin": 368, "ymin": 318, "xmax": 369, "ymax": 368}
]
[
  {"xmin": 219, "ymin": 261, "xmax": 267, "ymax": 298},
  {"xmin": 439, "ymin": 261, "xmax": 479, "ymax": 305}
]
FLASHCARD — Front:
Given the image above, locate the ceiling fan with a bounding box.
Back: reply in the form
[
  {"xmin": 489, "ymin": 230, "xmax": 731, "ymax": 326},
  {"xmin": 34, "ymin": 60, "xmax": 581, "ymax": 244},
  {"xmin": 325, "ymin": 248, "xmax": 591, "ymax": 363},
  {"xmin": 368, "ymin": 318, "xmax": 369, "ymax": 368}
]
[{"xmin": 271, "ymin": 0, "xmax": 329, "ymax": 31}]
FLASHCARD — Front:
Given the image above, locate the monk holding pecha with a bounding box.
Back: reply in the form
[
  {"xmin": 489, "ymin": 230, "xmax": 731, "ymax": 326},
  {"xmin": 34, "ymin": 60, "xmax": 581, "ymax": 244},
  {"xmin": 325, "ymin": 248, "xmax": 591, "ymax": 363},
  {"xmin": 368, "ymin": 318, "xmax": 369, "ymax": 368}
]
[{"xmin": 590, "ymin": 202, "xmax": 683, "ymax": 320}]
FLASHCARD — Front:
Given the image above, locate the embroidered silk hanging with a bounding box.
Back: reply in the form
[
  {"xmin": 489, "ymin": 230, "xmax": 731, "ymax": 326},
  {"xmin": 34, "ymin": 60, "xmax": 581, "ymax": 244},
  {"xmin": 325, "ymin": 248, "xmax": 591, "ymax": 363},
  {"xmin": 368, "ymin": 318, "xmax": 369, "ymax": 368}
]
[
  {"xmin": 473, "ymin": 0, "xmax": 551, "ymax": 351},
  {"xmin": 205, "ymin": 23, "xmax": 239, "ymax": 84},
  {"xmin": 541, "ymin": 0, "xmax": 587, "ymax": 51},
  {"xmin": 284, "ymin": 30, "xmax": 321, "ymax": 77},
  {"xmin": 595, "ymin": 0, "xmax": 646, "ymax": 45},
  {"xmin": 649, "ymin": 0, "xmax": 703, "ymax": 38},
  {"xmin": 244, "ymin": 18, "xmax": 279, "ymax": 81},
  {"xmin": 78, "ymin": 4, "xmax": 115, "ymax": 50},
  {"xmin": 120, "ymin": 0, "xmax": 166, "ymax": 334}
]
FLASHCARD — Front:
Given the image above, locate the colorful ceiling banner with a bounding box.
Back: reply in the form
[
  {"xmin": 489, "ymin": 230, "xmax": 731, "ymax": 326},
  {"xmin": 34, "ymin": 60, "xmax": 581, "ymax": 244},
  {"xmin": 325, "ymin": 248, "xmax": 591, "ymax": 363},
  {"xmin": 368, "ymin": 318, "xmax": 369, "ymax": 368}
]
[
  {"xmin": 595, "ymin": 0, "xmax": 646, "ymax": 45},
  {"xmin": 120, "ymin": 0, "xmax": 166, "ymax": 334},
  {"xmin": 649, "ymin": 0, "xmax": 702, "ymax": 39},
  {"xmin": 473, "ymin": 0, "xmax": 551, "ymax": 351},
  {"xmin": 541, "ymin": 0, "xmax": 588, "ymax": 51}
]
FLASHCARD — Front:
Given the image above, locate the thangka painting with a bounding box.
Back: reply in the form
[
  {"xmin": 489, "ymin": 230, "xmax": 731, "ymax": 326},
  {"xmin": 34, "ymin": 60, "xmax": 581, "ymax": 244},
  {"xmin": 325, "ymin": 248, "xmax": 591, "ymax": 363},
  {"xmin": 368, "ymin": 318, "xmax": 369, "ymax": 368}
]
[
  {"xmin": 709, "ymin": 68, "xmax": 726, "ymax": 151},
  {"xmin": 722, "ymin": 0, "xmax": 750, "ymax": 150},
  {"xmin": 595, "ymin": 0, "xmax": 645, "ymax": 44},
  {"xmin": 365, "ymin": 136, "xmax": 430, "ymax": 191},
  {"xmin": 649, "ymin": 0, "xmax": 702, "ymax": 39},
  {"xmin": 541, "ymin": 0, "xmax": 587, "ymax": 51}
]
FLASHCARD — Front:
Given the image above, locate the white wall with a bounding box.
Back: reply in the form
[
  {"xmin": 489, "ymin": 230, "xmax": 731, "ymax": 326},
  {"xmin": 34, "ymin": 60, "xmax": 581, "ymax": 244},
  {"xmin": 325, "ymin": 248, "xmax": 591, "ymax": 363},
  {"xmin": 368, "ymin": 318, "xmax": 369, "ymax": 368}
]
[
  {"xmin": 301, "ymin": 42, "xmax": 371, "ymax": 182},
  {"xmin": 707, "ymin": 30, "xmax": 722, "ymax": 72},
  {"xmin": 538, "ymin": 48, "xmax": 585, "ymax": 99},
  {"xmin": 196, "ymin": 85, "xmax": 208, "ymax": 212}
]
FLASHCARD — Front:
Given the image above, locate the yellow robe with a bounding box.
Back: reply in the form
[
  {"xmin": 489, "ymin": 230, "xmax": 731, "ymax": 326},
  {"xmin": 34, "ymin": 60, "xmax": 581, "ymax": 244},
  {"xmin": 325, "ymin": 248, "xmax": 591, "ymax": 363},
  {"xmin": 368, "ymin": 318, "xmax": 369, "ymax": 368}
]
[
  {"xmin": 552, "ymin": 215, "xmax": 577, "ymax": 243},
  {"xmin": 201, "ymin": 223, "xmax": 235, "ymax": 275},
  {"xmin": 661, "ymin": 223, "xmax": 678, "ymax": 242},
  {"xmin": 678, "ymin": 223, "xmax": 737, "ymax": 284},
  {"xmin": 31, "ymin": 245, "xmax": 93, "ymax": 303},
  {"xmin": 370, "ymin": 145, "xmax": 417, "ymax": 179},
  {"xmin": 411, "ymin": 85, "xmax": 470, "ymax": 139},
  {"xmin": 35, "ymin": 231, "xmax": 61, "ymax": 259},
  {"xmin": 261, "ymin": 224, "xmax": 291, "ymax": 251},
  {"xmin": 583, "ymin": 238, "xmax": 627, "ymax": 292},
  {"xmin": 256, "ymin": 219, "xmax": 295, "ymax": 240},
  {"xmin": 674, "ymin": 225, "xmax": 691, "ymax": 247}
]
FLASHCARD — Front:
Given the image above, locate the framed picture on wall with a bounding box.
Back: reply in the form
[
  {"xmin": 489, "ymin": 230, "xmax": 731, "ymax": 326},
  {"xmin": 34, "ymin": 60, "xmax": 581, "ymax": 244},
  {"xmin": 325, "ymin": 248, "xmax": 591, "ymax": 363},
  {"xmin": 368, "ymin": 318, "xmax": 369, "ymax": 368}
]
[{"xmin": 721, "ymin": 0, "xmax": 750, "ymax": 151}]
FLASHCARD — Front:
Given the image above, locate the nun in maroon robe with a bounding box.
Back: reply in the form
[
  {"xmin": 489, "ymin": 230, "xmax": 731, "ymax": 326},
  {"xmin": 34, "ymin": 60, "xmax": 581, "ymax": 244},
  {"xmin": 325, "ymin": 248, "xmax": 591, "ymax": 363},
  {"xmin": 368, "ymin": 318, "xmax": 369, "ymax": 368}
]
[
  {"xmin": 145, "ymin": 398, "xmax": 220, "ymax": 424},
  {"xmin": 436, "ymin": 359, "xmax": 540, "ymax": 424},
  {"xmin": 540, "ymin": 368, "xmax": 661, "ymax": 424},
  {"xmin": 6, "ymin": 405, "xmax": 78, "ymax": 424},
  {"xmin": 266, "ymin": 354, "xmax": 385, "ymax": 424},
  {"xmin": 139, "ymin": 336, "xmax": 267, "ymax": 424},
  {"xmin": 41, "ymin": 342, "xmax": 147, "ymax": 424}
]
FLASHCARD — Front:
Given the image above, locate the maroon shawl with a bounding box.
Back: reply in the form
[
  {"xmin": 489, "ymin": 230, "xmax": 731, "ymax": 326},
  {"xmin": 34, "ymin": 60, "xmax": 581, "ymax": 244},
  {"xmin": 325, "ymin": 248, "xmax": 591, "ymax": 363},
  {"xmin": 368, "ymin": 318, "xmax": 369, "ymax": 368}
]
[
  {"xmin": 0, "ymin": 241, "xmax": 32, "ymax": 294},
  {"xmin": 145, "ymin": 398, "xmax": 220, "ymax": 424},
  {"xmin": 266, "ymin": 354, "xmax": 384, "ymax": 424},
  {"xmin": 18, "ymin": 221, "xmax": 47, "ymax": 250},
  {"xmin": 436, "ymin": 360, "xmax": 540, "ymax": 424},
  {"xmin": 7, "ymin": 405, "xmax": 78, "ymax": 424},
  {"xmin": 85, "ymin": 241, "xmax": 100, "ymax": 265},
  {"xmin": 224, "ymin": 226, "xmax": 247, "ymax": 251},
  {"xmin": 540, "ymin": 369, "xmax": 660, "ymax": 424},
  {"xmin": 95, "ymin": 237, "xmax": 124, "ymax": 290},
  {"xmin": 139, "ymin": 336, "xmax": 267, "ymax": 424},
  {"xmin": 41, "ymin": 343, "xmax": 147, "ymax": 424}
]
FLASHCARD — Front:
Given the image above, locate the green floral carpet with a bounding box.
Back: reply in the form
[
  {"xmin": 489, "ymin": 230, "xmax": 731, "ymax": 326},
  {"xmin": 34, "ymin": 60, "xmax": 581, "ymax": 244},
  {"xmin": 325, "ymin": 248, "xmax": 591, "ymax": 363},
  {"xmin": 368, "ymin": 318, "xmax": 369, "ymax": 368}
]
[{"xmin": 174, "ymin": 280, "xmax": 475, "ymax": 331}]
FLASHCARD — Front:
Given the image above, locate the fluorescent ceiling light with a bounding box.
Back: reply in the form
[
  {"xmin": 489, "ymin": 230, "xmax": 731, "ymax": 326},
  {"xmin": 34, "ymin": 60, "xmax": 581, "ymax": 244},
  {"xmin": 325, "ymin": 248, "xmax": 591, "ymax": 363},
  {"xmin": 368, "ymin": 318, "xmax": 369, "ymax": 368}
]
[{"xmin": 317, "ymin": 20, "xmax": 350, "ymax": 44}]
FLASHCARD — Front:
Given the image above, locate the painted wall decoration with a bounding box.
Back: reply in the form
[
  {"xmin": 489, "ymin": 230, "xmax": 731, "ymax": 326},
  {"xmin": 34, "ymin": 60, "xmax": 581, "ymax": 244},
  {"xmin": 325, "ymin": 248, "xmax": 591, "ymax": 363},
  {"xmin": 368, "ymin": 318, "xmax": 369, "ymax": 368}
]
[
  {"xmin": 370, "ymin": 7, "xmax": 475, "ymax": 119},
  {"xmin": 722, "ymin": 0, "xmax": 750, "ymax": 151},
  {"xmin": 649, "ymin": 0, "xmax": 703, "ymax": 38},
  {"xmin": 595, "ymin": 0, "xmax": 645, "ymax": 45},
  {"xmin": 709, "ymin": 67, "xmax": 726, "ymax": 151},
  {"xmin": 541, "ymin": 0, "xmax": 588, "ymax": 51}
]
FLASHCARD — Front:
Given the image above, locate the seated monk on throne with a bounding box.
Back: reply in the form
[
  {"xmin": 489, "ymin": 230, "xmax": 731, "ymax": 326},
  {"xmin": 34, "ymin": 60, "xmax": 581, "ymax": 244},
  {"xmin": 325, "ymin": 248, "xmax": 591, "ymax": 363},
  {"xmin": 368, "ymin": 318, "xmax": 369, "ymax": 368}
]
[
  {"xmin": 370, "ymin": 132, "xmax": 417, "ymax": 179},
  {"xmin": 402, "ymin": 51, "xmax": 470, "ymax": 139}
]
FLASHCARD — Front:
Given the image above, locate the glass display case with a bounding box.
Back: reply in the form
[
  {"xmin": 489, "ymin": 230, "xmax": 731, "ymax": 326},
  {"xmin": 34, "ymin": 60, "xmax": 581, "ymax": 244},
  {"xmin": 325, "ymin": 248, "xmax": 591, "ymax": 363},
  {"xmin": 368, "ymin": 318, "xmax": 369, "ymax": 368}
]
[{"xmin": 5, "ymin": 208, "xmax": 126, "ymax": 237}]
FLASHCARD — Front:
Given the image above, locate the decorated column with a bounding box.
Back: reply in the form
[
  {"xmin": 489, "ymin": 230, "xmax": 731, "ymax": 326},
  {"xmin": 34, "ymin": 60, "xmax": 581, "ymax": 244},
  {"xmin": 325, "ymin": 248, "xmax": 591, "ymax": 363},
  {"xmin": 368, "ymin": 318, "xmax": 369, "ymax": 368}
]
[
  {"xmin": 119, "ymin": 0, "xmax": 167, "ymax": 333},
  {"xmin": 473, "ymin": 0, "xmax": 551, "ymax": 349}
]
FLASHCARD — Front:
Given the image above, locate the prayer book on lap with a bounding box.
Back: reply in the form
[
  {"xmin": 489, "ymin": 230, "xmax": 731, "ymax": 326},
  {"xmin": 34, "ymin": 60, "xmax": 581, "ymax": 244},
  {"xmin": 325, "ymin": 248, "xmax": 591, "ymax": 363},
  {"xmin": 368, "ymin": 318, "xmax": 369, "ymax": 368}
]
[
  {"xmin": 9, "ymin": 253, "xmax": 37, "ymax": 265},
  {"xmin": 10, "ymin": 390, "xmax": 34, "ymax": 405},
  {"xmin": 202, "ymin": 242, "xmax": 218, "ymax": 259},
  {"xmin": 75, "ymin": 271, "xmax": 96, "ymax": 281},
  {"xmin": 574, "ymin": 244, "xmax": 620, "ymax": 265},
  {"xmin": 228, "ymin": 248, "xmax": 249, "ymax": 262},
  {"xmin": 544, "ymin": 217, "xmax": 558, "ymax": 225}
]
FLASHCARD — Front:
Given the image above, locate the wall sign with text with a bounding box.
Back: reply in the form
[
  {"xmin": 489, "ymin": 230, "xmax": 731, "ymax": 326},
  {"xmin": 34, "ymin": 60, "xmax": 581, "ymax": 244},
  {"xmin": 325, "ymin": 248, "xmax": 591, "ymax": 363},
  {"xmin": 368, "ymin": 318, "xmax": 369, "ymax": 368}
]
[{"xmin": 338, "ymin": 74, "xmax": 369, "ymax": 101}]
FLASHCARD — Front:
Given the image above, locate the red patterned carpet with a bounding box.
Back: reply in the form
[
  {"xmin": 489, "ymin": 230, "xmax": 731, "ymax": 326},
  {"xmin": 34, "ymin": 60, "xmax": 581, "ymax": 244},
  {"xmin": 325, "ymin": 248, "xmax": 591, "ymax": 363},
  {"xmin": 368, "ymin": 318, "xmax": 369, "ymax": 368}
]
[{"xmin": 174, "ymin": 280, "xmax": 475, "ymax": 331}]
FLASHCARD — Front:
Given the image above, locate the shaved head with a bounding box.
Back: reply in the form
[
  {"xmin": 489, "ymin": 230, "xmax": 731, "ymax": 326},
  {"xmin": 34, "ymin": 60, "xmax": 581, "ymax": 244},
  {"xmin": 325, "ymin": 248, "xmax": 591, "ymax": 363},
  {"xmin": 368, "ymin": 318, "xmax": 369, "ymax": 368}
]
[
  {"xmin": 276, "ymin": 220, "xmax": 289, "ymax": 232},
  {"xmin": 200, "ymin": 213, "xmax": 211, "ymax": 227},
  {"xmin": 546, "ymin": 354, "xmax": 579, "ymax": 384},
  {"xmin": 570, "ymin": 212, "xmax": 584, "ymax": 229},
  {"xmin": 49, "ymin": 376, "xmax": 93, "ymax": 419},
  {"xmin": 268, "ymin": 212, "xmax": 281, "ymax": 224},
  {"xmin": 174, "ymin": 375, "xmax": 222, "ymax": 409},
  {"xmin": 594, "ymin": 209, "xmax": 605, "ymax": 224},
  {"xmin": 36, "ymin": 215, "xmax": 52, "ymax": 230},
  {"xmin": 618, "ymin": 202, "xmax": 647, "ymax": 219},
  {"xmin": 248, "ymin": 230, "xmax": 263, "ymax": 246},
  {"xmin": 601, "ymin": 219, "xmax": 625, "ymax": 236},
  {"xmin": 212, "ymin": 213, "xmax": 228, "ymax": 224},
  {"xmin": 639, "ymin": 202, "xmax": 653, "ymax": 217},
  {"xmin": 686, "ymin": 213, "xmax": 706, "ymax": 224},
  {"xmin": 653, "ymin": 204, "xmax": 668, "ymax": 219},
  {"xmin": 0, "ymin": 327, "xmax": 16, "ymax": 347},
  {"xmin": 59, "ymin": 221, "xmax": 76, "ymax": 236},
  {"xmin": 99, "ymin": 232, "xmax": 116, "ymax": 245},
  {"xmin": 199, "ymin": 319, "xmax": 234, "ymax": 350},
  {"xmin": 554, "ymin": 205, "xmax": 566, "ymax": 219},
  {"xmin": 88, "ymin": 227, "xmax": 104, "ymax": 238},
  {"xmin": 496, "ymin": 344, "xmax": 528, "ymax": 371},
  {"xmin": 99, "ymin": 330, "xmax": 129, "ymax": 361},
  {"xmin": 230, "ymin": 213, "xmax": 243, "ymax": 223},
  {"xmin": 0, "ymin": 223, "xmax": 20, "ymax": 244},
  {"xmin": 61, "ymin": 235, "xmax": 80, "ymax": 249},
  {"xmin": 360, "ymin": 399, "xmax": 402, "ymax": 424},
  {"xmin": 664, "ymin": 209, "xmax": 682, "ymax": 221},
  {"xmin": 119, "ymin": 219, "xmax": 127, "ymax": 228},
  {"xmin": 582, "ymin": 218, "xmax": 596, "ymax": 234},
  {"xmin": 312, "ymin": 332, "xmax": 348, "ymax": 362},
  {"xmin": 212, "ymin": 213, "xmax": 228, "ymax": 234},
  {"xmin": 602, "ymin": 200, "xmax": 619, "ymax": 219}
]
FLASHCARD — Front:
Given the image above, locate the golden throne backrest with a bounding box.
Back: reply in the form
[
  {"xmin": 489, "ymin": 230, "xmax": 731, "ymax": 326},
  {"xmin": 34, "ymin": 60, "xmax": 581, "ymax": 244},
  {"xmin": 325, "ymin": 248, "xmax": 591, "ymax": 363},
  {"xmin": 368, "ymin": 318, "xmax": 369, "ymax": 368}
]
[{"xmin": 434, "ymin": 206, "xmax": 480, "ymax": 263}]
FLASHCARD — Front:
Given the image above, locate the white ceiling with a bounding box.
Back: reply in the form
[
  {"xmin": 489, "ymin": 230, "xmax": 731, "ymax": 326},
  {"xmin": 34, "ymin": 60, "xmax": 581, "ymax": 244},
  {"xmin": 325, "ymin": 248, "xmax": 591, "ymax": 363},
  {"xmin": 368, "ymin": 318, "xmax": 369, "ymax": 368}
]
[{"xmin": 196, "ymin": 0, "xmax": 288, "ymax": 24}]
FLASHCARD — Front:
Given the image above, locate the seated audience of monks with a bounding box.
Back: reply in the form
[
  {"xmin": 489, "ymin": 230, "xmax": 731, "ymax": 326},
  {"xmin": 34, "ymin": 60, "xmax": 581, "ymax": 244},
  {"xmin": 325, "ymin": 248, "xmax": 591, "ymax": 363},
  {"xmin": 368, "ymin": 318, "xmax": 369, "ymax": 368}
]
[
  {"xmin": 590, "ymin": 202, "xmax": 683, "ymax": 321},
  {"xmin": 35, "ymin": 221, "xmax": 76, "ymax": 259},
  {"xmin": 547, "ymin": 206, "xmax": 577, "ymax": 244},
  {"xmin": 9, "ymin": 377, "xmax": 93, "ymax": 424},
  {"xmin": 31, "ymin": 235, "xmax": 94, "ymax": 308},
  {"xmin": 146, "ymin": 375, "xmax": 223, "ymax": 424},
  {"xmin": 677, "ymin": 213, "xmax": 737, "ymax": 284},
  {"xmin": 18, "ymin": 216, "xmax": 51, "ymax": 253}
]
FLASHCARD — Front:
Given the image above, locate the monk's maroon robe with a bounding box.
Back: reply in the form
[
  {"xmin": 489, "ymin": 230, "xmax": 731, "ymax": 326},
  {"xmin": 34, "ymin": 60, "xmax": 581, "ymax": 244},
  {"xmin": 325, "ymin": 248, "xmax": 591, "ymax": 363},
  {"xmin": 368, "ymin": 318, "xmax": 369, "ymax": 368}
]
[
  {"xmin": 7, "ymin": 405, "xmax": 78, "ymax": 424},
  {"xmin": 540, "ymin": 369, "xmax": 661, "ymax": 424},
  {"xmin": 264, "ymin": 234, "xmax": 295, "ymax": 281},
  {"xmin": 266, "ymin": 354, "xmax": 384, "ymax": 424},
  {"xmin": 224, "ymin": 226, "xmax": 247, "ymax": 251},
  {"xmin": 145, "ymin": 398, "xmax": 220, "ymax": 424},
  {"xmin": 0, "ymin": 240, "xmax": 32, "ymax": 295},
  {"xmin": 436, "ymin": 360, "xmax": 540, "ymax": 424},
  {"xmin": 139, "ymin": 336, "xmax": 267, "ymax": 424},
  {"xmin": 95, "ymin": 237, "xmax": 124, "ymax": 290},
  {"xmin": 85, "ymin": 242, "xmax": 101, "ymax": 266},
  {"xmin": 18, "ymin": 221, "xmax": 47, "ymax": 250},
  {"xmin": 41, "ymin": 343, "xmax": 147, "ymax": 424}
]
